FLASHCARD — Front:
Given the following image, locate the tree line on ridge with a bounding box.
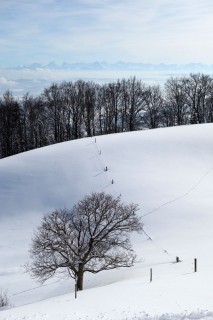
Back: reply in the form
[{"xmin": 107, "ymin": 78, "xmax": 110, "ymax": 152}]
[{"xmin": 0, "ymin": 73, "xmax": 213, "ymax": 158}]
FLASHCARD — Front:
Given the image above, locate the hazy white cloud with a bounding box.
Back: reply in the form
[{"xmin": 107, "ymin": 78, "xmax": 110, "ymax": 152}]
[
  {"xmin": 0, "ymin": 0, "xmax": 213, "ymax": 66},
  {"xmin": 0, "ymin": 77, "xmax": 16, "ymax": 86}
]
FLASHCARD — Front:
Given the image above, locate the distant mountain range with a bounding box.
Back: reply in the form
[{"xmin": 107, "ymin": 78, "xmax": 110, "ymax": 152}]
[{"xmin": 4, "ymin": 61, "xmax": 213, "ymax": 71}]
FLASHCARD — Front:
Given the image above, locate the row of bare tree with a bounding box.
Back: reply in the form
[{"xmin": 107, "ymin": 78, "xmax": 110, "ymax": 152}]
[{"xmin": 0, "ymin": 73, "xmax": 213, "ymax": 158}]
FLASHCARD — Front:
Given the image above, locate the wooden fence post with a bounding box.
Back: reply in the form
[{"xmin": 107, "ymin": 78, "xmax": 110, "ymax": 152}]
[
  {"xmin": 150, "ymin": 268, "xmax": 152, "ymax": 282},
  {"xmin": 75, "ymin": 283, "xmax": 77, "ymax": 299},
  {"xmin": 194, "ymin": 258, "xmax": 197, "ymax": 272}
]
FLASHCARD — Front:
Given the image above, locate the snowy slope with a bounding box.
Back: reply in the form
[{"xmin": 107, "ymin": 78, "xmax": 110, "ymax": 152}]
[{"xmin": 1, "ymin": 124, "xmax": 213, "ymax": 319}]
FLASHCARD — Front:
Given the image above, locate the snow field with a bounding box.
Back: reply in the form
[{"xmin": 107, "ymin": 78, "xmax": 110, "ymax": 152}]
[{"xmin": 1, "ymin": 124, "xmax": 213, "ymax": 318}]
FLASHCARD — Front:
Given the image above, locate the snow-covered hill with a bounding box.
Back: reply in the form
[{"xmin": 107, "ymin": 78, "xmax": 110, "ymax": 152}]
[{"xmin": 1, "ymin": 124, "xmax": 213, "ymax": 319}]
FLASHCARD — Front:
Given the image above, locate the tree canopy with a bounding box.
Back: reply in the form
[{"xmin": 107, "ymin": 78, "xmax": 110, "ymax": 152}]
[{"xmin": 27, "ymin": 192, "xmax": 143, "ymax": 290}]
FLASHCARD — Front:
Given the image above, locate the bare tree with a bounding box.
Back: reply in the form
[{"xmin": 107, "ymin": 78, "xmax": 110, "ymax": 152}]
[
  {"xmin": 120, "ymin": 77, "xmax": 147, "ymax": 131},
  {"xmin": 182, "ymin": 73, "xmax": 213, "ymax": 124},
  {"xmin": 101, "ymin": 81, "xmax": 122, "ymax": 134},
  {"xmin": 82, "ymin": 81, "xmax": 99, "ymax": 137},
  {"xmin": 0, "ymin": 90, "xmax": 24, "ymax": 157},
  {"xmin": 143, "ymin": 85, "xmax": 163, "ymax": 129},
  {"xmin": 164, "ymin": 77, "xmax": 189, "ymax": 126},
  {"xmin": 26, "ymin": 192, "xmax": 142, "ymax": 291},
  {"xmin": 22, "ymin": 93, "xmax": 50, "ymax": 150},
  {"xmin": 0, "ymin": 289, "xmax": 9, "ymax": 308}
]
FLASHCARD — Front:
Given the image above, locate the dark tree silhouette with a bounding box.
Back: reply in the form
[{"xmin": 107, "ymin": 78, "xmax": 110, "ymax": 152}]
[
  {"xmin": 1, "ymin": 74, "xmax": 213, "ymax": 159},
  {"xmin": 26, "ymin": 192, "xmax": 142, "ymax": 291}
]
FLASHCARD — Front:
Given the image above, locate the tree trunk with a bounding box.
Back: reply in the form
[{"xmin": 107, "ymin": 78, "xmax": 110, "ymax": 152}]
[{"xmin": 76, "ymin": 264, "xmax": 84, "ymax": 291}]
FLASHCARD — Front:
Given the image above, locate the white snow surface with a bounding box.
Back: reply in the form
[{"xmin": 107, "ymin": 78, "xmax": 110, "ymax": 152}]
[{"xmin": 1, "ymin": 124, "xmax": 213, "ymax": 319}]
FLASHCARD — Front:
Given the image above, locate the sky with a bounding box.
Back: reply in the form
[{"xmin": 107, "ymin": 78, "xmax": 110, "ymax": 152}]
[{"xmin": 1, "ymin": 0, "xmax": 213, "ymax": 67}]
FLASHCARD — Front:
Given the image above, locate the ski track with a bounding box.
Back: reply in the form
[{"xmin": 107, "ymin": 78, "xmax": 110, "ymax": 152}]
[
  {"xmin": 139, "ymin": 165, "xmax": 213, "ymax": 260},
  {"xmin": 142, "ymin": 166, "xmax": 213, "ymax": 218}
]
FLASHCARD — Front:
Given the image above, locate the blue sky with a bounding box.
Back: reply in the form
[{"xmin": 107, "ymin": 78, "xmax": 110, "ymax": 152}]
[{"xmin": 1, "ymin": 0, "xmax": 213, "ymax": 67}]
